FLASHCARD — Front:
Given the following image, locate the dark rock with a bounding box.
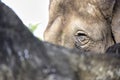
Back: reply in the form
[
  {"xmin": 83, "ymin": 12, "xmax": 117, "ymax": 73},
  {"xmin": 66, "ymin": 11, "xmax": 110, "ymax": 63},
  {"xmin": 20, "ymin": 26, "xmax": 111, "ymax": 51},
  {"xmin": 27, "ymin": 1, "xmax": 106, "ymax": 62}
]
[{"xmin": 0, "ymin": 1, "xmax": 120, "ymax": 80}]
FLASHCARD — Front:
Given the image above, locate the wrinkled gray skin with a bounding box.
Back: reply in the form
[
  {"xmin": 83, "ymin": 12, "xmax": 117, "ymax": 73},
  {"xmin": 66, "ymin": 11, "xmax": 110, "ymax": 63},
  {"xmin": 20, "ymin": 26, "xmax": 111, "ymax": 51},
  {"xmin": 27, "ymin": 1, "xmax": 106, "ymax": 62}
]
[
  {"xmin": 0, "ymin": 1, "xmax": 120, "ymax": 80},
  {"xmin": 44, "ymin": 0, "xmax": 120, "ymax": 53}
]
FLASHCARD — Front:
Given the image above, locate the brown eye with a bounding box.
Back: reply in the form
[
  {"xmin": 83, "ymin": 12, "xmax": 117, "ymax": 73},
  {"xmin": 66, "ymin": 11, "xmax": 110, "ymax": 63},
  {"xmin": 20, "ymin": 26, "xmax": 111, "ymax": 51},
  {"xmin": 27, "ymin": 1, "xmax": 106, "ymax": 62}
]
[{"xmin": 75, "ymin": 31, "xmax": 89, "ymax": 46}]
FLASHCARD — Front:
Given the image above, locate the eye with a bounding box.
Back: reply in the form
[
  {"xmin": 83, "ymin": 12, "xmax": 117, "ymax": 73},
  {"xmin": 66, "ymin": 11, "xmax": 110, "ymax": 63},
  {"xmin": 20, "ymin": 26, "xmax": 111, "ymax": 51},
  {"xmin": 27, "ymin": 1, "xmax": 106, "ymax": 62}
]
[{"xmin": 75, "ymin": 31, "xmax": 89, "ymax": 46}]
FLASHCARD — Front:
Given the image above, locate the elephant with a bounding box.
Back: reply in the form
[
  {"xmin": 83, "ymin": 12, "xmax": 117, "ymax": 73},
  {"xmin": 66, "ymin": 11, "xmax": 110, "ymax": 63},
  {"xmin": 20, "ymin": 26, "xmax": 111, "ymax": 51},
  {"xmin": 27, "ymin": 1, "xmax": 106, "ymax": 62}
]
[{"xmin": 44, "ymin": 0, "xmax": 120, "ymax": 53}]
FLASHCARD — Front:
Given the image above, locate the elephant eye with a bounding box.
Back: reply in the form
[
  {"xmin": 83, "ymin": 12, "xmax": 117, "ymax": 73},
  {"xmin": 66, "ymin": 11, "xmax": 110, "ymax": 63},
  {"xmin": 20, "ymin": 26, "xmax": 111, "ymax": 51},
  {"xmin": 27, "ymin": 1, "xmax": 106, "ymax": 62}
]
[{"xmin": 75, "ymin": 31, "xmax": 89, "ymax": 46}]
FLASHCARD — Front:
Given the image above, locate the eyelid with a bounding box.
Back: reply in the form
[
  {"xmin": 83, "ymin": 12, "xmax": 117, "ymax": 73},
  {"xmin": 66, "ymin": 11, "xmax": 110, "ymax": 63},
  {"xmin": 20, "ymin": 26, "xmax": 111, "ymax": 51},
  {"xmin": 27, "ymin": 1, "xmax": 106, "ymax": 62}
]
[
  {"xmin": 75, "ymin": 30, "xmax": 93, "ymax": 40},
  {"xmin": 75, "ymin": 30, "xmax": 86, "ymax": 36}
]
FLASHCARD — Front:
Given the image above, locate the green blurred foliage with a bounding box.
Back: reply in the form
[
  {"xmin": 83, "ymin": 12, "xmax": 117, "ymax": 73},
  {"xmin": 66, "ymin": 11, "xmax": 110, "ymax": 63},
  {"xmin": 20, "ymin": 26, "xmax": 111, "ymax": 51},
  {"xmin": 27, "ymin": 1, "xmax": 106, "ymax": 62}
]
[
  {"xmin": 28, "ymin": 23, "xmax": 41, "ymax": 40},
  {"xmin": 28, "ymin": 23, "xmax": 39, "ymax": 33}
]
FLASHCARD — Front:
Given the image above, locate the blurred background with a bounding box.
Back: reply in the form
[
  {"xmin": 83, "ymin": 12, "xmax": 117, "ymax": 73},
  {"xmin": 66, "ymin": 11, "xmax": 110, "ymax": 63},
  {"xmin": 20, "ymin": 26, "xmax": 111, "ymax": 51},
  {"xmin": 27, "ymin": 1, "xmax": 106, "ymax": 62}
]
[{"xmin": 2, "ymin": 0, "xmax": 49, "ymax": 40}]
